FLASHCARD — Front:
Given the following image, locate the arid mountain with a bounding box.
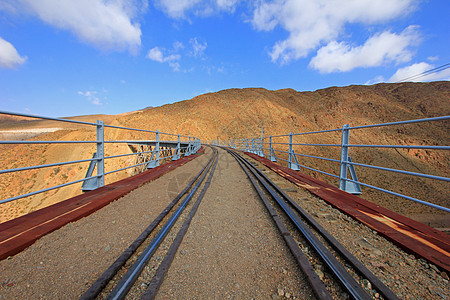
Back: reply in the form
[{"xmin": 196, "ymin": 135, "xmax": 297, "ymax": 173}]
[{"xmin": 1, "ymin": 82, "xmax": 449, "ymax": 228}]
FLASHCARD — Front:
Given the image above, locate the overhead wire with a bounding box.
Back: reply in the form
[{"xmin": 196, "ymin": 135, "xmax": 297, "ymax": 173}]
[{"xmin": 394, "ymin": 62, "xmax": 450, "ymax": 83}]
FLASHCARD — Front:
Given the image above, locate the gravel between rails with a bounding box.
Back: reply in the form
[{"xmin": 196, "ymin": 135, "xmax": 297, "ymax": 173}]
[{"xmin": 0, "ymin": 149, "xmax": 211, "ymax": 299}]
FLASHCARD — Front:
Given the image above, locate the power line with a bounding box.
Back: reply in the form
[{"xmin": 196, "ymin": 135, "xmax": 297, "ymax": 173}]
[{"xmin": 394, "ymin": 62, "xmax": 450, "ymax": 83}]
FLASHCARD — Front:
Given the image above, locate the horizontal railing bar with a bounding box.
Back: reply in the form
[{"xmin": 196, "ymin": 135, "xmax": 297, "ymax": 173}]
[
  {"xmin": 345, "ymin": 161, "xmax": 450, "ymax": 182},
  {"xmin": 0, "ymin": 175, "xmax": 99, "ymax": 205},
  {"xmin": 105, "ymin": 140, "xmax": 190, "ymax": 144},
  {"xmin": 256, "ymin": 116, "xmax": 449, "ymax": 141},
  {"xmin": 270, "ymin": 142, "xmax": 341, "ymax": 147},
  {"xmin": 274, "ymin": 149, "xmax": 289, "ymax": 154},
  {"xmin": 104, "ymin": 150, "xmax": 156, "ymax": 160},
  {"xmin": 294, "ymin": 153, "xmax": 341, "ymax": 163},
  {"xmin": 292, "ymin": 128, "xmax": 343, "ymax": 136},
  {"xmin": 344, "ymin": 177, "xmax": 450, "ymax": 212},
  {"xmin": 266, "ymin": 134, "xmax": 290, "ymax": 138},
  {"xmin": 0, "ymin": 158, "xmax": 97, "ymax": 175},
  {"xmin": 0, "ymin": 140, "xmax": 97, "ymax": 144},
  {"xmin": 104, "ymin": 155, "xmax": 174, "ymax": 176},
  {"xmin": 277, "ymin": 157, "xmax": 340, "ymax": 179},
  {"xmin": 292, "ymin": 142, "xmax": 341, "ymax": 147},
  {"xmin": 104, "ymin": 161, "xmax": 151, "ymax": 176},
  {"xmin": 103, "ymin": 124, "xmax": 157, "ymax": 133},
  {"xmin": 348, "ymin": 115, "xmax": 450, "ymax": 131},
  {"xmin": 346, "ymin": 144, "xmax": 450, "ymax": 150},
  {"xmin": 262, "ymin": 128, "xmax": 343, "ymax": 139},
  {"xmin": 103, "ymin": 124, "xmax": 191, "ymax": 138},
  {"xmin": 0, "ymin": 110, "xmax": 98, "ymax": 126}
]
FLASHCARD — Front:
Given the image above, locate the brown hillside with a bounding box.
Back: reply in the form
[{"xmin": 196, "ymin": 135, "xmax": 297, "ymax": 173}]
[{"xmin": 0, "ymin": 82, "xmax": 449, "ymax": 228}]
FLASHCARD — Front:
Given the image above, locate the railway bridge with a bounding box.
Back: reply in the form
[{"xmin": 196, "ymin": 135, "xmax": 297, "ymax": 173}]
[{"xmin": 0, "ymin": 111, "xmax": 449, "ymax": 299}]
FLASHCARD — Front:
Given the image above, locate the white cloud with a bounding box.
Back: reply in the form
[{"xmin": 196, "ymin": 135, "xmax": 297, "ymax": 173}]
[
  {"xmin": 0, "ymin": 37, "xmax": 27, "ymax": 69},
  {"xmin": 154, "ymin": 0, "xmax": 239, "ymax": 18},
  {"xmin": 173, "ymin": 41, "xmax": 185, "ymax": 51},
  {"xmin": 309, "ymin": 26, "xmax": 419, "ymax": 73},
  {"xmin": 251, "ymin": 0, "xmax": 417, "ymax": 64},
  {"xmin": 147, "ymin": 47, "xmax": 181, "ymax": 71},
  {"xmin": 388, "ymin": 62, "xmax": 450, "ymax": 83},
  {"xmin": 365, "ymin": 75, "xmax": 385, "ymax": 85},
  {"xmin": 78, "ymin": 90, "xmax": 102, "ymax": 105},
  {"xmin": 154, "ymin": 0, "xmax": 201, "ymax": 18},
  {"xmin": 190, "ymin": 37, "xmax": 207, "ymax": 57},
  {"xmin": 16, "ymin": 0, "xmax": 144, "ymax": 53}
]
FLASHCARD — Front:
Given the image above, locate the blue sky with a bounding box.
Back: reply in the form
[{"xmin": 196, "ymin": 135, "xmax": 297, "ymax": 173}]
[{"xmin": 0, "ymin": 0, "xmax": 449, "ymax": 117}]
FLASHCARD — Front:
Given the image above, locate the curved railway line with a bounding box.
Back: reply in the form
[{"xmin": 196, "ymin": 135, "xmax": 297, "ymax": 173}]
[{"xmin": 74, "ymin": 146, "xmax": 407, "ymax": 299}]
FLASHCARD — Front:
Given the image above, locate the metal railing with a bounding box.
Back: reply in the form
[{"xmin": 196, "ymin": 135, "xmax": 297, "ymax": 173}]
[
  {"xmin": 0, "ymin": 110, "xmax": 201, "ymax": 205},
  {"xmin": 222, "ymin": 116, "xmax": 450, "ymax": 213}
]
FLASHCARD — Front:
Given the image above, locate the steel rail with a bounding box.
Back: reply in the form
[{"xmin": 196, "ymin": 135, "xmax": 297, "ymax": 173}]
[
  {"xmin": 227, "ymin": 149, "xmax": 332, "ymax": 300},
  {"xmin": 234, "ymin": 150, "xmax": 399, "ymax": 300},
  {"xmin": 142, "ymin": 147, "xmax": 219, "ymax": 299},
  {"xmin": 229, "ymin": 149, "xmax": 372, "ymax": 300},
  {"xmin": 107, "ymin": 148, "xmax": 218, "ymax": 300},
  {"xmin": 80, "ymin": 147, "xmax": 216, "ymax": 300}
]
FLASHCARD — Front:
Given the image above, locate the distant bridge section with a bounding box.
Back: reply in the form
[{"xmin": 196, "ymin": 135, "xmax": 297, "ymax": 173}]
[{"xmin": 0, "ymin": 110, "xmax": 201, "ymax": 205}]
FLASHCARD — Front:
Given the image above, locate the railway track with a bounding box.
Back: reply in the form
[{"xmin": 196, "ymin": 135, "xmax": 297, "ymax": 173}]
[
  {"xmin": 80, "ymin": 146, "xmax": 399, "ymax": 299},
  {"xmin": 80, "ymin": 146, "xmax": 218, "ymax": 300},
  {"xmin": 226, "ymin": 148, "xmax": 399, "ymax": 300}
]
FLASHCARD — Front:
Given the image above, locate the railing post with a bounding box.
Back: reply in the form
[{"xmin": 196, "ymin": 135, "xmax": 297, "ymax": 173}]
[
  {"xmin": 172, "ymin": 134, "xmax": 181, "ymax": 160},
  {"xmin": 259, "ymin": 126, "xmax": 265, "ymax": 157},
  {"xmin": 96, "ymin": 120, "xmax": 105, "ymax": 188},
  {"xmin": 338, "ymin": 124, "xmax": 361, "ymax": 194},
  {"xmin": 269, "ymin": 135, "xmax": 277, "ymax": 162},
  {"xmin": 155, "ymin": 130, "xmax": 160, "ymax": 167},
  {"xmin": 186, "ymin": 136, "xmax": 191, "ymax": 156},
  {"xmin": 339, "ymin": 124, "xmax": 350, "ymax": 191},
  {"xmin": 289, "ymin": 132, "xmax": 300, "ymax": 171}
]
